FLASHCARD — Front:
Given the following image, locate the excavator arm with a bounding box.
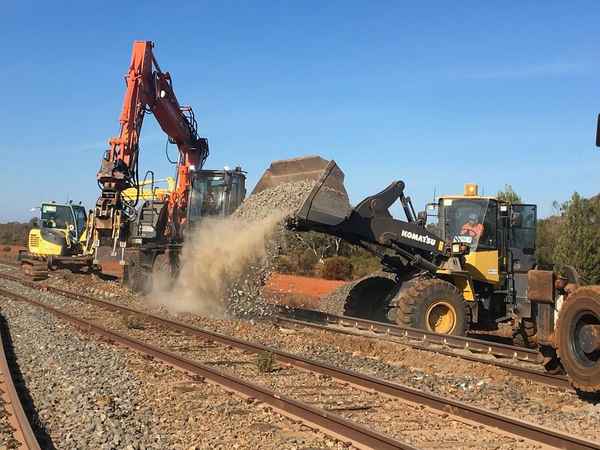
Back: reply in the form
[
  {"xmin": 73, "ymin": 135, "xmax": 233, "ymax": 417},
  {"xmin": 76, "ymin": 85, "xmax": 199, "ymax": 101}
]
[{"xmin": 93, "ymin": 40, "xmax": 208, "ymax": 263}]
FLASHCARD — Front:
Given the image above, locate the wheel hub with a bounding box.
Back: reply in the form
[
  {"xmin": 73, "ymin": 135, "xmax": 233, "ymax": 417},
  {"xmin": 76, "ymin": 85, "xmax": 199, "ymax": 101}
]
[
  {"xmin": 571, "ymin": 312, "xmax": 600, "ymax": 368},
  {"xmin": 577, "ymin": 322, "xmax": 600, "ymax": 356},
  {"xmin": 426, "ymin": 302, "xmax": 456, "ymax": 334}
]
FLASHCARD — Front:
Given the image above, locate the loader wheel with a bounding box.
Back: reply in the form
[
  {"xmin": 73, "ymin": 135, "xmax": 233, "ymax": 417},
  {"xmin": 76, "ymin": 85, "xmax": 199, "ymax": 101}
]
[
  {"xmin": 388, "ymin": 278, "xmax": 467, "ymax": 336},
  {"xmin": 343, "ymin": 276, "xmax": 397, "ymax": 322},
  {"xmin": 556, "ymin": 286, "xmax": 600, "ymax": 393}
]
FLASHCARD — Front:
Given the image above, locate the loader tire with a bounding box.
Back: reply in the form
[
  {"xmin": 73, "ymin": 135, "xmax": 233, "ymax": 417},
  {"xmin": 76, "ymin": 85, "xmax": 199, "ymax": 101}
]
[
  {"xmin": 388, "ymin": 278, "xmax": 467, "ymax": 336},
  {"xmin": 343, "ymin": 276, "xmax": 397, "ymax": 323},
  {"xmin": 556, "ymin": 286, "xmax": 600, "ymax": 393}
]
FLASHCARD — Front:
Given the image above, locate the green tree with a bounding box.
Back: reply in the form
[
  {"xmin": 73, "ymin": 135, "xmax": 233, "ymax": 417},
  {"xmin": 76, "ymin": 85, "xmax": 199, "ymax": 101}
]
[
  {"xmin": 536, "ymin": 215, "xmax": 562, "ymax": 268},
  {"xmin": 553, "ymin": 193, "xmax": 600, "ymax": 284},
  {"xmin": 496, "ymin": 184, "xmax": 522, "ymax": 204}
]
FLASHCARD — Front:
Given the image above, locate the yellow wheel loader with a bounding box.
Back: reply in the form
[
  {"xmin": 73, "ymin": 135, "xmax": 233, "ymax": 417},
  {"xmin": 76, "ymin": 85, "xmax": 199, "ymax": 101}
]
[
  {"xmin": 18, "ymin": 202, "xmax": 92, "ymax": 280},
  {"xmin": 286, "ymin": 160, "xmax": 600, "ymax": 393}
]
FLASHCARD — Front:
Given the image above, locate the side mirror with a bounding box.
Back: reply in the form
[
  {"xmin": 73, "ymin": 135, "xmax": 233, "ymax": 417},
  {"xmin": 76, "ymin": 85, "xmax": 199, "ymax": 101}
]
[{"xmin": 596, "ymin": 114, "xmax": 600, "ymax": 147}]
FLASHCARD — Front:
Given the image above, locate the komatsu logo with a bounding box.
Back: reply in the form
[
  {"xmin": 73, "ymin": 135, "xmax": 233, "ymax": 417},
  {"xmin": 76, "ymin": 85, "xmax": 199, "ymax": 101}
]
[{"xmin": 401, "ymin": 230, "xmax": 436, "ymax": 246}]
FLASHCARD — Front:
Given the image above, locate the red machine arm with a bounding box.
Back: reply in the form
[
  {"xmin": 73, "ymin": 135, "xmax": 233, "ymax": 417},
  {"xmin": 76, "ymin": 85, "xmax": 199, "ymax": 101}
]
[{"xmin": 94, "ymin": 41, "xmax": 208, "ymax": 253}]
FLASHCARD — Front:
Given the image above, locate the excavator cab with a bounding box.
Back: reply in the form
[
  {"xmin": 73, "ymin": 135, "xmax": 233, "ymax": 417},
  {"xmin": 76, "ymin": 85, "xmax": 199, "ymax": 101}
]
[
  {"xmin": 187, "ymin": 167, "xmax": 247, "ymax": 224},
  {"xmin": 30, "ymin": 202, "xmax": 87, "ymax": 256}
]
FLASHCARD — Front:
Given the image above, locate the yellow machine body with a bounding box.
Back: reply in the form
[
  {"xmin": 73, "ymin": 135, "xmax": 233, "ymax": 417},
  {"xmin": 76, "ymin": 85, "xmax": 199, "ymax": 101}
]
[{"xmin": 26, "ymin": 202, "xmax": 89, "ymax": 259}]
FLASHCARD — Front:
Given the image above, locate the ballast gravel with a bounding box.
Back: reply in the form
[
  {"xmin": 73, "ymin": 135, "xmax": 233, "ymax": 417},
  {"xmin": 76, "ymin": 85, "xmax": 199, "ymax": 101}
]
[{"xmin": 0, "ymin": 285, "xmax": 355, "ymax": 450}]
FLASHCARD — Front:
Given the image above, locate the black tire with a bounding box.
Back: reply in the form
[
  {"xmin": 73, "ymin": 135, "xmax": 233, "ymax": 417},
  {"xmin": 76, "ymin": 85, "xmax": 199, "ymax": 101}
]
[
  {"xmin": 125, "ymin": 252, "xmax": 150, "ymax": 293},
  {"xmin": 387, "ymin": 278, "xmax": 467, "ymax": 336},
  {"xmin": 343, "ymin": 276, "xmax": 397, "ymax": 322},
  {"xmin": 556, "ymin": 286, "xmax": 600, "ymax": 393},
  {"xmin": 152, "ymin": 253, "xmax": 176, "ymax": 293}
]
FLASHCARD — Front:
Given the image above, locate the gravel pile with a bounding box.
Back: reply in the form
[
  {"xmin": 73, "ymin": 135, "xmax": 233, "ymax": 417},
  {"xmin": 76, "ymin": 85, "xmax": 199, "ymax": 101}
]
[
  {"xmin": 223, "ymin": 180, "xmax": 317, "ymax": 318},
  {"xmin": 232, "ymin": 180, "xmax": 315, "ymax": 223},
  {"xmin": 319, "ymin": 271, "xmax": 395, "ymax": 315}
]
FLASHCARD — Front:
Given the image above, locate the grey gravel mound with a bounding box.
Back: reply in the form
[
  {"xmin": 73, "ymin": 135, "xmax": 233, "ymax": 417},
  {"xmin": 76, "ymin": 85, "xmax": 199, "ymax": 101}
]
[
  {"xmin": 232, "ymin": 180, "xmax": 315, "ymax": 222},
  {"xmin": 319, "ymin": 271, "xmax": 395, "ymax": 315},
  {"xmin": 224, "ymin": 180, "xmax": 317, "ymax": 319}
]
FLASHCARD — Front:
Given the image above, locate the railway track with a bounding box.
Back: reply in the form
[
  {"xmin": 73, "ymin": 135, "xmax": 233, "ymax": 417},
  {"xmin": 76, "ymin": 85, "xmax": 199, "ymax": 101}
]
[
  {"xmin": 274, "ymin": 306, "xmax": 572, "ymax": 390},
  {"xmin": 0, "ymin": 312, "xmax": 40, "ymax": 450},
  {"xmin": 0, "ymin": 261, "xmax": 572, "ymax": 390},
  {"xmin": 0, "ymin": 275, "xmax": 598, "ymax": 449}
]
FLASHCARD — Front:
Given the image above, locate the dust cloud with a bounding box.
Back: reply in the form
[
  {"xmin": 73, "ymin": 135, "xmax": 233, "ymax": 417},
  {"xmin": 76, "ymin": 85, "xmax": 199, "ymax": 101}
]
[{"xmin": 150, "ymin": 212, "xmax": 285, "ymax": 318}]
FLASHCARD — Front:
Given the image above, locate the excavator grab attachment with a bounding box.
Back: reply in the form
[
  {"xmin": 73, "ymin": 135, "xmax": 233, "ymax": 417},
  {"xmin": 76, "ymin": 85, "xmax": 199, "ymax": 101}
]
[{"xmin": 252, "ymin": 155, "xmax": 333, "ymax": 195}]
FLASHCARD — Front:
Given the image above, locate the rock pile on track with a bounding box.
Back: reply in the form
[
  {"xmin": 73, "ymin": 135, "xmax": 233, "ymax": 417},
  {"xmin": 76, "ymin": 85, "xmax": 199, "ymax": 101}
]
[
  {"xmin": 163, "ymin": 180, "xmax": 317, "ymax": 320},
  {"xmin": 225, "ymin": 180, "xmax": 316, "ymax": 318}
]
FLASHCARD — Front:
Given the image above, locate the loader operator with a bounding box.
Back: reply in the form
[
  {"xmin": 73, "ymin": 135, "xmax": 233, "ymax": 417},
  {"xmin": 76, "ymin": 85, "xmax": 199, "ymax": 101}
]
[{"xmin": 460, "ymin": 213, "xmax": 484, "ymax": 239}]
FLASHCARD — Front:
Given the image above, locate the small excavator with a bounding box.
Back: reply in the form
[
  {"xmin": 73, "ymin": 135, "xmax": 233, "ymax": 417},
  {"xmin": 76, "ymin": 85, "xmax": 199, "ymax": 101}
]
[
  {"xmin": 18, "ymin": 201, "xmax": 91, "ymax": 280},
  {"xmin": 287, "ymin": 160, "xmax": 600, "ymax": 393}
]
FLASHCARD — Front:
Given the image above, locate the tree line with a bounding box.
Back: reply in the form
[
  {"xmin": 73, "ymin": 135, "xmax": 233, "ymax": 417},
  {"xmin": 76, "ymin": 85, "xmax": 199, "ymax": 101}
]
[{"xmin": 499, "ymin": 184, "xmax": 600, "ymax": 284}]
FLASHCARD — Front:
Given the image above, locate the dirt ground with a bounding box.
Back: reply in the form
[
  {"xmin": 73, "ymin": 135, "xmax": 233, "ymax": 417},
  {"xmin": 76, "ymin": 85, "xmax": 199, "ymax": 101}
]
[
  {"xmin": 0, "ymin": 245, "xmax": 25, "ymax": 262},
  {"xmin": 264, "ymin": 273, "xmax": 347, "ymax": 308}
]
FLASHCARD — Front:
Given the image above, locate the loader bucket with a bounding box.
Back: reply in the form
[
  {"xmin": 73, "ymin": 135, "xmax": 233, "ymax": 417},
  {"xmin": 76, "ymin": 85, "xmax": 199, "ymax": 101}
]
[
  {"xmin": 294, "ymin": 160, "xmax": 351, "ymax": 227},
  {"xmin": 251, "ymin": 155, "xmax": 332, "ymax": 195}
]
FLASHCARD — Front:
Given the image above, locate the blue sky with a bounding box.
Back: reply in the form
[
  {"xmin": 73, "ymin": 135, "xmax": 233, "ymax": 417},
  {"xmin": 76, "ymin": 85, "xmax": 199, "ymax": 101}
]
[{"xmin": 1, "ymin": 1, "xmax": 599, "ymax": 221}]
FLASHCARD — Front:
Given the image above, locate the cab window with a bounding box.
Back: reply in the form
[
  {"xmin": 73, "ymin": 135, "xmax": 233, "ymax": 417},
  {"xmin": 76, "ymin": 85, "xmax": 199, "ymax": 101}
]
[
  {"xmin": 439, "ymin": 198, "xmax": 497, "ymax": 251},
  {"xmin": 510, "ymin": 204, "xmax": 536, "ymax": 254},
  {"xmin": 41, "ymin": 204, "xmax": 73, "ymax": 229}
]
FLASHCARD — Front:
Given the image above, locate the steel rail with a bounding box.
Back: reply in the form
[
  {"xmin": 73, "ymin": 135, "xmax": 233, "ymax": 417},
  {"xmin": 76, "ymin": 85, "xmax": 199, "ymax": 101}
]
[
  {"xmin": 0, "ymin": 279, "xmax": 596, "ymax": 450},
  {"xmin": 0, "ymin": 287, "xmax": 415, "ymax": 450},
  {"xmin": 277, "ymin": 306, "xmax": 544, "ymax": 362},
  {"xmin": 0, "ymin": 313, "xmax": 41, "ymax": 450},
  {"xmin": 274, "ymin": 315, "xmax": 571, "ymax": 390}
]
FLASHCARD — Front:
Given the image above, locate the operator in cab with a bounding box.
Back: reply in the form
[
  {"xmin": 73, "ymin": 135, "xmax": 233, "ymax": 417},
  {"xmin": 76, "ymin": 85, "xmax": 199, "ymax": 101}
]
[{"xmin": 460, "ymin": 213, "xmax": 484, "ymax": 239}]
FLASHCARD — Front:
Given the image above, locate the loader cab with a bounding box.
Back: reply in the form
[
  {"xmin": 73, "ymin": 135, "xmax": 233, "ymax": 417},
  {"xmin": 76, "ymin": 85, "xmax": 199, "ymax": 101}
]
[
  {"xmin": 187, "ymin": 167, "xmax": 246, "ymax": 224},
  {"xmin": 437, "ymin": 184, "xmax": 537, "ymax": 285}
]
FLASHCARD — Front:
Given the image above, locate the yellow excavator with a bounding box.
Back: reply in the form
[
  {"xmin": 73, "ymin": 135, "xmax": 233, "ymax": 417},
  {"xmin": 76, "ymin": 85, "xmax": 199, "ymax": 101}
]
[{"xmin": 18, "ymin": 201, "xmax": 92, "ymax": 280}]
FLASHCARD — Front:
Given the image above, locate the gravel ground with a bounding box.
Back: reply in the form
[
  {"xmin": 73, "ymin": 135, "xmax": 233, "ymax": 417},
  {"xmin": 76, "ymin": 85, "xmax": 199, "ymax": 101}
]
[
  {"xmin": 28, "ymin": 267, "xmax": 600, "ymax": 445},
  {"xmin": 0, "ymin": 277, "xmax": 545, "ymax": 449},
  {"xmin": 3, "ymin": 245, "xmax": 600, "ymax": 447},
  {"xmin": 0, "ymin": 338, "xmax": 22, "ymax": 449},
  {"xmin": 0, "ymin": 281, "xmax": 360, "ymax": 450}
]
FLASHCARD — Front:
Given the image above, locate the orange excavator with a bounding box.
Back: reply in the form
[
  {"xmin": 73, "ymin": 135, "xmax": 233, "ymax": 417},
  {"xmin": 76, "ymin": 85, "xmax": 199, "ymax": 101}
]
[{"xmin": 88, "ymin": 40, "xmax": 246, "ymax": 290}]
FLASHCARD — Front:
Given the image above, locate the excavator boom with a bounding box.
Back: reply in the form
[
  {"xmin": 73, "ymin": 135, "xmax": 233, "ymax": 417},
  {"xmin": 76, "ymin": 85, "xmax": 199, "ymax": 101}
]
[{"xmin": 91, "ymin": 41, "xmax": 209, "ymax": 273}]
